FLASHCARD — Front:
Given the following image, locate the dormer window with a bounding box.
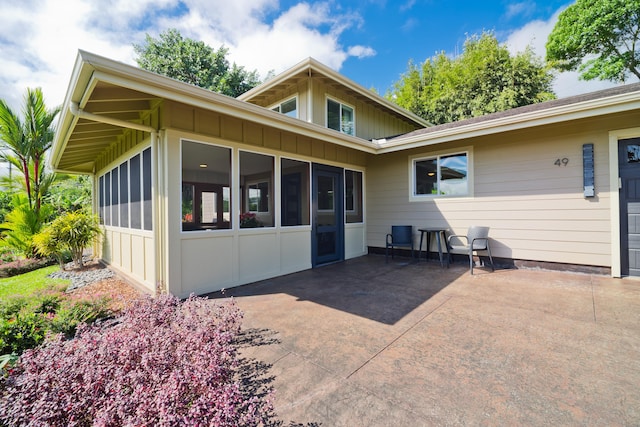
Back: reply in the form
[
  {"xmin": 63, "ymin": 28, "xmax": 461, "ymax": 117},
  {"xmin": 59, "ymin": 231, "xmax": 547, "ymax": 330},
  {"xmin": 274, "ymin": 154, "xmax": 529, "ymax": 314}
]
[
  {"xmin": 271, "ymin": 97, "xmax": 297, "ymax": 118},
  {"xmin": 327, "ymin": 98, "xmax": 355, "ymax": 136}
]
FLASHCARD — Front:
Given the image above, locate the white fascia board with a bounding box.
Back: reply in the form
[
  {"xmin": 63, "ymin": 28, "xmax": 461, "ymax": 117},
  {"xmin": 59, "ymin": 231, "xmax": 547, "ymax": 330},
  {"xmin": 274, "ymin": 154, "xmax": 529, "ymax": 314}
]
[{"xmin": 376, "ymin": 93, "xmax": 640, "ymax": 153}]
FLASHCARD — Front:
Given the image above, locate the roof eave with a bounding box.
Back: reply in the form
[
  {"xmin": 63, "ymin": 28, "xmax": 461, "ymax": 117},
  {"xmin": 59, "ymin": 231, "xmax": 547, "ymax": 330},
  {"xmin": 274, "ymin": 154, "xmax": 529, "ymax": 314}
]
[{"xmin": 376, "ymin": 91, "xmax": 640, "ymax": 153}]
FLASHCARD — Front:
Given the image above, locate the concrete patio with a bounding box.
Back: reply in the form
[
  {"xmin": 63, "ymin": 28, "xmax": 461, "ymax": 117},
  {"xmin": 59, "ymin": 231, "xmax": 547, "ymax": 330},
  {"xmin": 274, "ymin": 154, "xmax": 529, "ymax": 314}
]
[{"xmin": 213, "ymin": 255, "xmax": 640, "ymax": 426}]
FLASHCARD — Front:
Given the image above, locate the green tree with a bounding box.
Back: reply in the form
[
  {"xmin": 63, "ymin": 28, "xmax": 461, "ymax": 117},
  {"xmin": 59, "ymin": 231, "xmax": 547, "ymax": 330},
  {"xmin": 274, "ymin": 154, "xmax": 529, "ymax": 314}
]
[
  {"xmin": 546, "ymin": 0, "xmax": 640, "ymax": 82},
  {"xmin": 134, "ymin": 29, "xmax": 261, "ymax": 97},
  {"xmin": 34, "ymin": 211, "xmax": 102, "ymax": 268},
  {"xmin": 0, "ymin": 88, "xmax": 60, "ymax": 218},
  {"xmin": 45, "ymin": 174, "xmax": 92, "ymax": 215},
  {"xmin": 387, "ymin": 33, "xmax": 556, "ymax": 125}
]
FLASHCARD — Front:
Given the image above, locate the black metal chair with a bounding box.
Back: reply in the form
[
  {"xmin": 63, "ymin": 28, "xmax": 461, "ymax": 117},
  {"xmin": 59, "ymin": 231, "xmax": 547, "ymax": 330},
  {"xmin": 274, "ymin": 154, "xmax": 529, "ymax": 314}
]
[
  {"xmin": 386, "ymin": 225, "xmax": 415, "ymax": 262},
  {"xmin": 447, "ymin": 226, "xmax": 494, "ymax": 274}
]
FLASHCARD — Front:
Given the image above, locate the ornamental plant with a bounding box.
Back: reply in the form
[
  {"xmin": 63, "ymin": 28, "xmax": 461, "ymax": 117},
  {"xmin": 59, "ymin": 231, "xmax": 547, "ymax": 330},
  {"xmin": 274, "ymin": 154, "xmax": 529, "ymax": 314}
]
[
  {"xmin": 33, "ymin": 210, "xmax": 102, "ymax": 268},
  {"xmin": 0, "ymin": 294, "xmax": 274, "ymax": 426}
]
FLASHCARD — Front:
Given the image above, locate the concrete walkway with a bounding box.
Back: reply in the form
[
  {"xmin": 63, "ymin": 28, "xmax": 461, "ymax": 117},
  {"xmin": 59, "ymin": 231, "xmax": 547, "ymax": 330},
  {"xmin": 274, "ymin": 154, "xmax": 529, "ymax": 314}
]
[{"xmin": 216, "ymin": 255, "xmax": 640, "ymax": 426}]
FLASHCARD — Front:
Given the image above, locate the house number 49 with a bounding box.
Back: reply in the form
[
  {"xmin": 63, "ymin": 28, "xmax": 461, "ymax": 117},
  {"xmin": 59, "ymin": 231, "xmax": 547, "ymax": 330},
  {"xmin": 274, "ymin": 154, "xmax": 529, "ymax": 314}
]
[{"xmin": 554, "ymin": 158, "xmax": 569, "ymax": 166}]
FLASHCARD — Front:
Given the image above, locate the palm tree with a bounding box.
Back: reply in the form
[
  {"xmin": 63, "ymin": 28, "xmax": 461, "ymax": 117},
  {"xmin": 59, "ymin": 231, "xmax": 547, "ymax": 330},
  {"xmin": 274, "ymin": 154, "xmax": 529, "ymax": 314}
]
[{"xmin": 0, "ymin": 88, "xmax": 60, "ymax": 217}]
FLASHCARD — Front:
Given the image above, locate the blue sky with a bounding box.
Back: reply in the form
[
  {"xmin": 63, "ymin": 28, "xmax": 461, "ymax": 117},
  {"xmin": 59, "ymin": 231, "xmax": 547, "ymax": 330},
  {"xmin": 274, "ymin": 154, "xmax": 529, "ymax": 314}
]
[{"xmin": 0, "ymin": 0, "xmax": 621, "ymax": 112}]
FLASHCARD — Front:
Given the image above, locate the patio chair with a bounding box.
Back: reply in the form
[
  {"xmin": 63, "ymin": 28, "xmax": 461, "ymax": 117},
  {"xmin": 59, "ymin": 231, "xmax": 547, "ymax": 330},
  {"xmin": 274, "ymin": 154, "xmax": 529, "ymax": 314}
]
[
  {"xmin": 386, "ymin": 225, "xmax": 415, "ymax": 262},
  {"xmin": 447, "ymin": 226, "xmax": 494, "ymax": 274}
]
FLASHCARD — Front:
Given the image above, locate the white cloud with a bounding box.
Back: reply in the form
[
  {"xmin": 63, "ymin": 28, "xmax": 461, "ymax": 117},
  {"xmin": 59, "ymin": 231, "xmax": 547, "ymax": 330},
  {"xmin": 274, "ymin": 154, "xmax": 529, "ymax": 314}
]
[
  {"xmin": 504, "ymin": 7, "xmax": 619, "ymax": 97},
  {"xmin": 504, "ymin": 2, "xmax": 536, "ymax": 20},
  {"xmin": 0, "ymin": 0, "xmax": 374, "ymax": 112}
]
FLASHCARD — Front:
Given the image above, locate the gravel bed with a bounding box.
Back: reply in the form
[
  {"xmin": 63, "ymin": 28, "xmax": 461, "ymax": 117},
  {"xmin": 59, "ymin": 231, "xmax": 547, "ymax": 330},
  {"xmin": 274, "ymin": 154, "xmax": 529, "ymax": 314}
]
[{"xmin": 48, "ymin": 259, "xmax": 115, "ymax": 292}]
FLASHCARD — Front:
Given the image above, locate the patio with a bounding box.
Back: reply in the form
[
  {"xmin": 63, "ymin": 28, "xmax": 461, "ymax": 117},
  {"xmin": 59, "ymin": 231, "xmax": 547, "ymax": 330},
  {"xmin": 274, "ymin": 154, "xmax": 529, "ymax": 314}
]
[{"xmin": 212, "ymin": 255, "xmax": 640, "ymax": 426}]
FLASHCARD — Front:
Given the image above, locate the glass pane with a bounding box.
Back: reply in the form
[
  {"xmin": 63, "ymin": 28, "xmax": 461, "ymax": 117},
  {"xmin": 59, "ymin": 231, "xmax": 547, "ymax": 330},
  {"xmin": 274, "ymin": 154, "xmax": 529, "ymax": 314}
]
[
  {"xmin": 281, "ymin": 98, "xmax": 297, "ymax": 118},
  {"xmin": 130, "ymin": 154, "xmax": 141, "ymax": 229},
  {"xmin": 341, "ymin": 104, "xmax": 354, "ymax": 135},
  {"xmin": 120, "ymin": 163, "xmax": 129, "ymax": 228},
  {"xmin": 628, "ymin": 145, "xmax": 640, "ymax": 163},
  {"xmin": 346, "ymin": 170, "xmax": 363, "ymax": 223},
  {"xmin": 104, "ymin": 171, "xmax": 111, "ymax": 225},
  {"xmin": 327, "ymin": 99, "xmax": 340, "ymax": 132},
  {"xmin": 182, "ymin": 184, "xmax": 194, "ymax": 224},
  {"xmin": 440, "ymin": 153, "xmax": 468, "ymax": 196},
  {"xmin": 99, "ymin": 175, "xmax": 104, "ymax": 225},
  {"xmin": 415, "ymin": 159, "xmax": 438, "ymax": 195},
  {"xmin": 318, "ymin": 175, "xmax": 335, "ymax": 212},
  {"xmin": 281, "ymin": 159, "xmax": 310, "ymax": 226},
  {"xmin": 111, "ymin": 167, "xmax": 119, "ymax": 227},
  {"xmin": 201, "ymin": 191, "xmax": 217, "ymax": 223},
  {"xmin": 240, "ymin": 151, "xmax": 274, "ymax": 227},
  {"xmin": 143, "ymin": 148, "xmax": 152, "ymax": 231},
  {"xmin": 182, "ymin": 141, "xmax": 232, "ymax": 231}
]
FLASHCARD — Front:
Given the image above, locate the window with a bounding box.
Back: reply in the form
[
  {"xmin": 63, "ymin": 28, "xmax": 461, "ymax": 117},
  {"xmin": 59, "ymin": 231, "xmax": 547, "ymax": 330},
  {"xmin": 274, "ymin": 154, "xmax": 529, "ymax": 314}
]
[
  {"xmin": 327, "ymin": 98, "xmax": 355, "ymax": 136},
  {"xmin": 99, "ymin": 175, "xmax": 104, "ymax": 225},
  {"xmin": 413, "ymin": 152, "xmax": 469, "ymax": 197},
  {"xmin": 119, "ymin": 163, "xmax": 129, "ymax": 228},
  {"xmin": 130, "ymin": 154, "xmax": 141, "ymax": 229},
  {"xmin": 271, "ymin": 97, "xmax": 297, "ymax": 118},
  {"xmin": 240, "ymin": 151, "xmax": 274, "ymax": 227},
  {"xmin": 142, "ymin": 148, "xmax": 152, "ymax": 231},
  {"xmin": 281, "ymin": 158, "xmax": 310, "ymax": 226},
  {"xmin": 181, "ymin": 141, "xmax": 231, "ymax": 231},
  {"xmin": 345, "ymin": 170, "xmax": 363, "ymax": 223},
  {"xmin": 111, "ymin": 167, "xmax": 119, "ymax": 227},
  {"xmin": 104, "ymin": 171, "xmax": 111, "ymax": 225}
]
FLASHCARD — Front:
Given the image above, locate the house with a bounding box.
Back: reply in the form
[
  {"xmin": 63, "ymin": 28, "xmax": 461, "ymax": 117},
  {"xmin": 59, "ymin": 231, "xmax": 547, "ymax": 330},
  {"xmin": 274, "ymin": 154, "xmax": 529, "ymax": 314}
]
[{"xmin": 51, "ymin": 50, "xmax": 640, "ymax": 297}]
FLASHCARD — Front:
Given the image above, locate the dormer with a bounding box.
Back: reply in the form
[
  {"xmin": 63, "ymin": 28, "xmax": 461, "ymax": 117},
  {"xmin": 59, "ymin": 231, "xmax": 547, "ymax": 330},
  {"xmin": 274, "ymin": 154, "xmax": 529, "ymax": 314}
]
[{"xmin": 237, "ymin": 58, "xmax": 430, "ymax": 140}]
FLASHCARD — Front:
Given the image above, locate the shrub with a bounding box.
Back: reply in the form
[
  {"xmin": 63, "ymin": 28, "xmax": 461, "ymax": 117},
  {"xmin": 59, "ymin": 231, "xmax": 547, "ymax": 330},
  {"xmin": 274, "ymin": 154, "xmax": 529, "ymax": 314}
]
[
  {"xmin": 34, "ymin": 210, "xmax": 101, "ymax": 269},
  {"xmin": 0, "ymin": 295, "xmax": 273, "ymax": 426},
  {"xmin": 0, "ymin": 289, "xmax": 112, "ymax": 355}
]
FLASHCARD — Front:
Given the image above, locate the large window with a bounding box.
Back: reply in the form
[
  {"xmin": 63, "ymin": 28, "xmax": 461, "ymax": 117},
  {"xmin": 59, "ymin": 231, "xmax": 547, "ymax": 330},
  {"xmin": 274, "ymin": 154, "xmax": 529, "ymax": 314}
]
[
  {"xmin": 413, "ymin": 152, "xmax": 468, "ymax": 197},
  {"xmin": 345, "ymin": 170, "xmax": 363, "ymax": 223},
  {"xmin": 181, "ymin": 141, "xmax": 231, "ymax": 231},
  {"xmin": 271, "ymin": 97, "xmax": 297, "ymax": 118},
  {"xmin": 281, "ymin": 158, "xmax": 310, "ymax": 226},
  {"xmin": 97, "ymin": 147, "xmax": 153, "ymax": 231},
  {"xmin": 327, "ymin": 98, "xmax": 355, "ymax": 136},
  {"xmin": 240, "ymin": 151, "xmax": 274, "ymax": 228}
]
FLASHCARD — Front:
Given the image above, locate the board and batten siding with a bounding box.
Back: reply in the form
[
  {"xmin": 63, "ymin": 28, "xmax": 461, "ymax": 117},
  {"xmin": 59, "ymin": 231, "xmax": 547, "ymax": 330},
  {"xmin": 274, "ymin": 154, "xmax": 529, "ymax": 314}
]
[
  {"xmin": 310, "ymin": 80, "xmax": 418, "ymax": 141},
  {"xmin": 368, "ymin": 123, "xmax": 614, "ymax": 268}
]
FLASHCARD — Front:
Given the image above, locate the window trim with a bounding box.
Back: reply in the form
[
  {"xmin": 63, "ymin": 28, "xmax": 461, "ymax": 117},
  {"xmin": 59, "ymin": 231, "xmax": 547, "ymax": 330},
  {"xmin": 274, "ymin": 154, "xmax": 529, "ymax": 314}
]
[
  {"xmin": 325, "ymin": 96, "xmax": 356, "ymax": 136},
  {"xmin": 409, "ymin": 147, "xmax": 473, "ymax": 201},
  {"xmin": 269, "ymin": 95, "xmax": 298, "ymax": 119}
]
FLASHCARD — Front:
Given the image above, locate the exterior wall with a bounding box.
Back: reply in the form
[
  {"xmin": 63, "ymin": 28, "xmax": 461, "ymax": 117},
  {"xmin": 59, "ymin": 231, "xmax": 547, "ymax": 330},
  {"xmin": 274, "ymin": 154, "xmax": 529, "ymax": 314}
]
[
  {"xmin": 367, "ymin": 112, "xmax": 640, "ymax": 269},
  {"xmin": 310, "ymin": 79, "xmax": 418, "ymax": 140},
  {"xmin": 163, "ymin": 101, "xmax": 368, "ymax": 298},
  {"xmin": 95, "ymin": 142, "xmax": 156, "ymax": 294},
  {"xmin": 257, "ymin": 79, "xmax": 310, "ymax": 122}
]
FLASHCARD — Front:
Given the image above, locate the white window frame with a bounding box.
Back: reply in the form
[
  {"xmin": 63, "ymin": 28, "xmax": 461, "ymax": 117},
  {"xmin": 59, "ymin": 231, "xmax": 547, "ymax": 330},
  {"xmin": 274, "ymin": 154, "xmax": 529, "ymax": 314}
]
[
  {"xmin": 325, "ymin": 96, "xmax": 356, "ymax": 136},
  {"xmin": 409, "ymin": 147, "xmax": 473, "ymax": 201},
  {"xmin": 269, "ymin": 95, "xmax": 298, "ymax": 119}
]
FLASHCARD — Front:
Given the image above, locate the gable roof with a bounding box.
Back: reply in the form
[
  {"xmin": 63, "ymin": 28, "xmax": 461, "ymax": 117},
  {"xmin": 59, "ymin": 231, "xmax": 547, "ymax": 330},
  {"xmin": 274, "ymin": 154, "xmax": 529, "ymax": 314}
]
[
  {"xmin": 377, "ymin": 82, "xmax": 640, "ymax": 152},
  {"xmin": 51, "ymin": 51, "xmax": 380, "ymax": 174},
  {"xmin": 238, "ymin": 57, "xmax": 431, "ymax": 129}
]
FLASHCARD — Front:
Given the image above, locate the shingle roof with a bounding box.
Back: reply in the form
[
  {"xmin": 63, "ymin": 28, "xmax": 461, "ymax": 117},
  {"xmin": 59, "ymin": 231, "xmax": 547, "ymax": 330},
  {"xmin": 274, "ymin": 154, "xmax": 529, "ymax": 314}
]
[{"xmin": 386, "ymin": 82, "xmax": 640, "ymax": 142}]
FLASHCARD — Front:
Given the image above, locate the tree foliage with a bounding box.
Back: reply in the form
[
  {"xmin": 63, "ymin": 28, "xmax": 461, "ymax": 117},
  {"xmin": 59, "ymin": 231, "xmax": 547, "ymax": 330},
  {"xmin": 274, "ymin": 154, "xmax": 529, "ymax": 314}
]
[
  {"xmin": 546, "ymin": 0, "xmax": 640, "ymax": 82},
  {"xmin": 387, "ymin": 33, "xmax": 556, "ymax": 125},
  {"xmin": 134, "ymin": 29, "xmax": 261, "ymax": 97},
  {"xmin": 0, "ymin": 88, "xmax": 59, "ymax": 217},
  {"xmin": 0, "ymin": 194, "xmax": 53, "ymax": 258}
]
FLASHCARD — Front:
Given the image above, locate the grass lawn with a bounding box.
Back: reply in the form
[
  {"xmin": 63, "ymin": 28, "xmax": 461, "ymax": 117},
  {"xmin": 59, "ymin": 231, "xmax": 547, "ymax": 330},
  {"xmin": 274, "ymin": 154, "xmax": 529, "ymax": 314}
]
[{"xmin": 0, "ymin": 265, "xmax": 70, "ymax": 299}]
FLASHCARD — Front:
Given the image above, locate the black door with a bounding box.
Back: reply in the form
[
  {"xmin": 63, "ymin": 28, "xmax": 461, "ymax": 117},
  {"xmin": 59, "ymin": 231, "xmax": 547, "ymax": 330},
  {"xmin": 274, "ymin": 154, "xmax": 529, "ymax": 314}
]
[
  {"xmin": 619, "ymin": 138, "xmax": 640, "ymax": 276},
  {"xmin": 312, "ymin": 164, "xmax": 344, "ymax": 266}
]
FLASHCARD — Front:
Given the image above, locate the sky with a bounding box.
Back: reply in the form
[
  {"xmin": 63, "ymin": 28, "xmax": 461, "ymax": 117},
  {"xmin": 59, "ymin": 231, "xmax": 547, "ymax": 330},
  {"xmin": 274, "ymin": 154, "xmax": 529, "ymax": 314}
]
[{"xmin": 0, "ymin": 0, "xmax": 624, "ymax": 113}]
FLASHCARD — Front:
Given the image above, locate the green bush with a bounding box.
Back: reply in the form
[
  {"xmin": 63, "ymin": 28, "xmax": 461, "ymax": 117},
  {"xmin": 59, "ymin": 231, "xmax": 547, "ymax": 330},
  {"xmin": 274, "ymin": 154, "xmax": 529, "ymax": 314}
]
[
  {"xmin": 34, "ymin": 210, "xmax": 101, "ymax": 268},
  {"xmin": 0, "ymin": 289, "xmax": 113, "ymax": 356}
]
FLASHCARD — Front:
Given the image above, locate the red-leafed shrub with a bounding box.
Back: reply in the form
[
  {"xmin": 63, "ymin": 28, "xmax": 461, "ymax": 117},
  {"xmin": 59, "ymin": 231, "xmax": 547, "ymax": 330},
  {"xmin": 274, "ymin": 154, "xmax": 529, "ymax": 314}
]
[{"xmin": 0, "ymin": 294, "xmax": 273, "ymax": 426}]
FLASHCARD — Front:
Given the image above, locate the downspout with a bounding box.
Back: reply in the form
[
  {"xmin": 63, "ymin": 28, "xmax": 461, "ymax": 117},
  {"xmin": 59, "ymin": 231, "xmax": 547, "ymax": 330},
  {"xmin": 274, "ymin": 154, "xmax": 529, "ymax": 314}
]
[{"xmin": 68, "ymin": 102, "xmax": 167, "ymax": 295}]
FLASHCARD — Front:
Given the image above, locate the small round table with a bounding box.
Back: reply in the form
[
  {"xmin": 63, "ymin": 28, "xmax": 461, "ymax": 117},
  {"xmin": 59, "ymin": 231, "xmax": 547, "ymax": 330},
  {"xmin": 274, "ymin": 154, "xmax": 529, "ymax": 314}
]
[{"xmin": 418, "ymin": 228, "xmax": 449, "ymax": 267}]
